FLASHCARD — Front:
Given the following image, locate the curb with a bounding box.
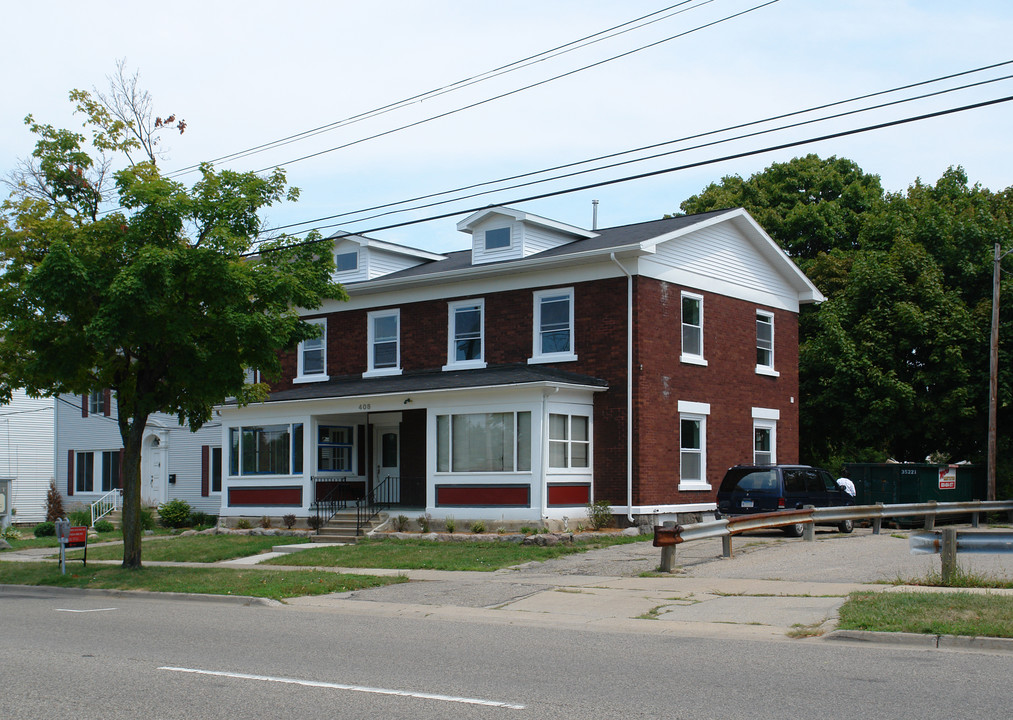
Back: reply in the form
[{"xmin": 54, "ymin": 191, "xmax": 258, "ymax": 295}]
[
  {"xmin": 0, "ymin": 583, "xmax": 280, "ymax": 607},
  {"xmin": 824, "ymin": 629, "xmax": 1013, "ymax": 652}
]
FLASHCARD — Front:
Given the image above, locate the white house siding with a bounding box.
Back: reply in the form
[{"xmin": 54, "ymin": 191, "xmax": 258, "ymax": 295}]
[
  {"xmin": 332, "ymin": 240, "xmax": 369, "ymax": 284},
  {"xmin": 55, "ymin": 394, "xmax": 223, "ymax": 516},
  {"xmin": 367, "ymin": 249, "xmax": 428, "ymax": 279},
  {"xmin": 470, "ymin": 216, "xmax": 524, "ymax": 265},
  {"xmin": 0, "ymin": 391, "xmax": 54, "ymax": 523},
  {"xmin": 520, "ymin": 224, "xmax": 578, "ymax": 257},
  {"xmin": 645, "ymin": 224, "xmax": 802, "ymax": 312}
]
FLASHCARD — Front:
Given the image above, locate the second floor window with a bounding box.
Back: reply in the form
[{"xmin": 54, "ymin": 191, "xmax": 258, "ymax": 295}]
[
  {"xmin": 531, "ymin": 288, "xmax": 576, "ymax": 363},
  {"xmin": 681, "ymin": 293, "xmax": 705, "ymax": 364},
  {"xmin": 756, "ymin": 311, "xmax": 777, "ymax": 375},
  {"xmin": 88, "ymin": 390, "xmax": 104, "ymax": 415},
  {"xmin": 446, "ymin": 300, "xmax": 485, "ymax": 369},
  {"xmin": 335, "ymin": 251, "xmax": 358, "ymax": 272},
  {"xmin": 297, "ymin": 320, "xmax": 326, "ymax": 381},
  {"xmin": 367, "ymin": 309, "xmax": 400, "ymax": 375}
]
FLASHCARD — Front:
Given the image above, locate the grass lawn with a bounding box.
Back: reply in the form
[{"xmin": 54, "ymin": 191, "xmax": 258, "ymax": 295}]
[
  {"xmin": 262, "ymin": 534, "xmax": 647, "ymax": 571},
  {"xmin": 838, "ymin": 591, "xmax": 1013, "ymax": 637},
  {"xmin": 0, "ymin": 561, "xmax": 404, "ymax": 600},
  {"xmin": 63, "ymin": 534, "xmax": 310, "ymax": 563}
]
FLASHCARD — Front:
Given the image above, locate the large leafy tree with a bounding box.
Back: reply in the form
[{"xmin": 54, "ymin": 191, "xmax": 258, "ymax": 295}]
[
  {"xmin": 678, "ymin": 157, "xmax": 1013, "ymax": 487},
  {"xmin": 0, "ymin": 68, "xmax": 346, "ymax": 567}
]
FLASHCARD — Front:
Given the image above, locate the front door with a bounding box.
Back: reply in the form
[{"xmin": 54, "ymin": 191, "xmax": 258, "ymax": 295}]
[
  {"xmin": 141, "ymin": 434, "xmax": 167, "ymax": 507},
  {"xmin": 374, "ymin": 425, "xmax": 400, "ymax": 504}
]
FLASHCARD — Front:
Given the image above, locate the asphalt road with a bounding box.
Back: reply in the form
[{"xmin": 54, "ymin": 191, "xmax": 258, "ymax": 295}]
[{"xmin": 5, "ymin": 578, "xmax": 1013, "ymax": 720}]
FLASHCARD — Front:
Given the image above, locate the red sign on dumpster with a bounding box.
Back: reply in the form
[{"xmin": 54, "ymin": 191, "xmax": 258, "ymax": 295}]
[
  {"xmin": 67, "ymin": 526, "xmax": 87, "ymax": 549},
  {"xmin": 938, "ymin": 466, "xmax": 957, "ymax": 490}
]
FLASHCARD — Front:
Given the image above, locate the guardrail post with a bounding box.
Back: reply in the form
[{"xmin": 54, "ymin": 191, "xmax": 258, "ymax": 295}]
[
  {"xmin": 803, "ymin": 520, "xmax": 815, "ymax": 542},
  {"xmin": 722, "ymin": 535, "xmax": 732, "ymax": 558},
  {"xmin": 659, "ymin": 521, "xmax": 676, "ymax": 573},
  {"xmin": 872, "ymin": 503, "xmax": 883, "ymax": 534},
  {"xmin": 972, "ymin": 511, "xmax": 980, "ymax": 528},
  {"xmin": 924, "ymin": 501, "xmax": 937, "ymax": 531},
  {"xmin": 941, "ymin": 527, "xmax": 957, "ymax": 584}
]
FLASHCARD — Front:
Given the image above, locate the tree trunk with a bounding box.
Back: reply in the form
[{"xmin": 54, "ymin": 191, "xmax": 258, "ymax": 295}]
[{"xmin": 119, "ymin": 414, "xmax": 149, "ymax": 569}]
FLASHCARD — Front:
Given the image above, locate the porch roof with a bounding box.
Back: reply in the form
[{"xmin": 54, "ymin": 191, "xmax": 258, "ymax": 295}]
[{"xmin": 262, "ymin": 364, "xmax": 609, "ymax": 403}]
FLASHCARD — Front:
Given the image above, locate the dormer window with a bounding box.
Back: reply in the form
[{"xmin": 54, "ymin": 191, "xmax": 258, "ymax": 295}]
[
  {"xmin": 335, "ymin": 251, "xmax": 358, "ymax": 272},
  {"xmin": 484, "ymin": 227, "xmax": 511, "ymax": 250}
]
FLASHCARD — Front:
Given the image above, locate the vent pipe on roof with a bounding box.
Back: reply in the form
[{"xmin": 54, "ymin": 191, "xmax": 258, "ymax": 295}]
[{"xmin": 592, "ymin": 199, "xmax": 599, "ymax": 230}]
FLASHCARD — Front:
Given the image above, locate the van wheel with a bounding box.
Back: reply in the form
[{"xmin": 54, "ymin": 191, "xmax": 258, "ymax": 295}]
[
  {"xmin": 838, "ymin": 519, "xmax": 854, "ymax": 534},
  {"xmin": 783, "ymin": 523, "xmax": 804, "ymax": 537}
]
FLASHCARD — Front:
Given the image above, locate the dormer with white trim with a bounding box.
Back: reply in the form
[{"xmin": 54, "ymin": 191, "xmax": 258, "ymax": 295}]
[
  {"xmin": 330, "ymin": 232, "xmax": 446, "ymax": 283},
  {"xmin": 457, "ymin": 207, "xmax": 598, "ymax": 266}
]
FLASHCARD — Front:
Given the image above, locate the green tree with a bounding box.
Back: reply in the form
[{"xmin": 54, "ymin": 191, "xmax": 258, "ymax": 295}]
[{"xmin": 0, "ymin": 68, "xmax": 346, "ymax": 568}]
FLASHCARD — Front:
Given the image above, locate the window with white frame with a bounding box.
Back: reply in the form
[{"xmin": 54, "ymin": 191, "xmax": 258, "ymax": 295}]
[
  {"xmin": 752, "ymin": 408, "xmax": 779, "ymax": 465},
  {"xmin": 530, "ymin": 288, "xmax": 576, "ymax": 363},
  {"xmin": 678, "ymin": 400, "xmax": 711, "ymax": 489},
  {"xmin": 296, "ymin": 319, "xmax": 327, "ymax": 382},
  {"xmin": 436, "ymin": 411, "xmax": 531, "ymax": 473},
  {"xmin": 230, "ymin": 423, "xmax": 304, "ymax": 476},
  {"xmin": 335, "ymin": 250, "xmax": 358, "ymax": 272},
  {"xmin": 548, "ymin": 414, "xmax": 590, "ymax": 469},
  {"xmin": 484, "ymin": 227, "xmax": 511, "ymax": 250},
  {"xmin": 756, "ymin": 310, "xmax": 777, "ymax": 375},
  {"xmin": 366, "ymin": 309, "xmax": 400, "ymax": 376},
  {"xmin": 88, "ymin": 390, "xmax": 104, "ymax": 415},
  {"xmin": 681, "ymin": 292, "xmax": 705, "ymax": 364},
  {"xmin": 445, "ymin": 299, "xmax": 485, "ymax": 369},
  {"xmin": 318, "ymin": 426, "xmax": 354, "ymax": 473},
  {"xmin": 75, "ymin": 450, "xmax": 119, "ymax": 492}
]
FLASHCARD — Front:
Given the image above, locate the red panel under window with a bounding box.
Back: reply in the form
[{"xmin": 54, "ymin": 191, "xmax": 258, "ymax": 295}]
[
  {"xmin": 547, "ymin": 484, "xmax": 591, "ymax": 506},
  {"xmin": 436, "ymin": 485, "xmax": 530, "ymax": 507},
  {"xmin": 228, "ymin": 486, "xmax": 302, "ymax": 506}
]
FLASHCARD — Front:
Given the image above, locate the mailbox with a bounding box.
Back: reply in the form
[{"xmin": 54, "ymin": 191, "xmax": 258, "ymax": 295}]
[
  {"xmin": 55, "ymin": 517, "xmax": 71, "ymax": 543},
  {"xmin": 0, "ymin": 478, "xmax": 10, "ymax": 528}
]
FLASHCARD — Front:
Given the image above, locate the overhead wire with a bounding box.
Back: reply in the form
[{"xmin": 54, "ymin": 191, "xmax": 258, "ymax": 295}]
[{"xmin": 258, "ymin": 61, "xmax": 1013, "ymax": 236}]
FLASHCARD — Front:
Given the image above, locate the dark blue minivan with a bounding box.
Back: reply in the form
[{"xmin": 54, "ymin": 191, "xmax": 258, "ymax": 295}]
[{"xmin": 716, "ymin": 464, "xmax": 855, "ymax": 536}]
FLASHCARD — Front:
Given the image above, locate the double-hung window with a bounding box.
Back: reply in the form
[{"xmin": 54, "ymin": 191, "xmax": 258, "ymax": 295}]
[
  {"xmin": 756, "ymin": 310, "xmax": 778, "ymax": 376},
  {"xmin": 678, "ymin": 400, "xmax": 711, "ymax": 490},
  {"xmin": 75, "ymin": 452, "xmax": 95, "ymax": 492},
  {"xmin": 318, "ymin": 426, "xmax": 354, "ymax": 473},
  {"xmin": 444, "ymin": 299, "xmax": 486, "ymax": 370},
  {"xmin": 436, "ymin": 411, "xmax": 532, "ymax": 473},
  {"xmin": 230, "ymin": 423, "xmax": 304, "ymax": 476},
  {"xmin": 366, "ymin": 309, "xmax": 401, "ymax": 376},
  {"xmin": 752, "ymin": 408, "xmax": 779, "ymax": 465},
  {"xmin": 548, "ymin": 414, "xmax": 590, "ymax": 469},
  {"xmin": 211, "ymin": 447, "xmax": 223, "ymax": 493},
  {"xmin": 88, "ymin": 390, "xmax": 104, "ymax": 415},
  {"xmin": 530, "ymin": 288, "xmax": 576, "ymax": 363},
  {"xmin": 295, "ymin": 319, "xmax": 327, "ymax": 382},
  {"xmin": 681, "ymin": 292, "xmax": 706, "ymax": 365}
]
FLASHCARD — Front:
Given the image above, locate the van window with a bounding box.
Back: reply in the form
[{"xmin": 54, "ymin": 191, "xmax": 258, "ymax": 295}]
[
  {"xmin": 783, "ymin": 469, "xmax": 806, "ymax": 493},
  {"xmin": 721, "ymin": 469, "xmax": 776, "ymax": 493}
]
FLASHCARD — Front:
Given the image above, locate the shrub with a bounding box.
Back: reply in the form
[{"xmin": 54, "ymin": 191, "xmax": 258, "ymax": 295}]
[
  {"xmin": 93, "ymin": 520, "xmax": 115, "ymax": 533},
  {"xmin": 1, "ymin": 525, "xmax": 23, "ymax": 541},
  {"xmin": 519, "ymin": 526, "xmax": 534, "ymax": 535},
  {"xmin": 283, "ymin": 514, "xmax": 297, "ymax": 529},
  {"xmin": 235, "ymin": 518, "xmax": 253, "ymax": 530},
  {"xmin": 586, "ymin": 499, "xmax": 613, "ymax": 530},
  {"xmin": 68, "ymin": 508, "xmax": 91, "ymax": 527},
  {"xmin": 471, "ymin": 521, "xmax": 486, "ymax": 534},
  {"xmin": 139, "ymin": 508, "xmax": 155, "ymax": 531},
  {"xmin": 307, "ymin": 515, "xmax": 323, "ymax": 531},
  {"xmin": 189, "ymin": 512, "xmax": 217, "ymax": 529},
  {"xmin": 416, "ymin": 514, "xmax": 431, "ymax": 533},
  {"xmin": 45, "ymin": 480, "xmax": 65, "ymax": 522},
  {"xmin": 444, "ymin": 515, "xmax": 456, "ymax": 534},
  {"xmin": 394, "ymin": 514, "xmax": 410, "ymax": 532},
  {"xmin": 34, "ymin": 521, "xmax": 56, "ymax": 537},
  {"xmin": 259, "ymin": 515, "xmax": 272, "ymax": 529},
  {"xmin": 157, "ymin": 499, "xmax": 192, "ymax": 528}
]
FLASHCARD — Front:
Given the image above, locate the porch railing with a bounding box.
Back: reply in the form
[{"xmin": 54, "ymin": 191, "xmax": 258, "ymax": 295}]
[
  {"xmin": 312, "ymin": 476, "xmax": 349, "ymax": 534},
  {"xmin": 90, "ymin": 489, "xmax": 122, "ymax": 527},
  {"xmin": 356, "ymin": 475, "xmax": 396, "ymax": 536}
]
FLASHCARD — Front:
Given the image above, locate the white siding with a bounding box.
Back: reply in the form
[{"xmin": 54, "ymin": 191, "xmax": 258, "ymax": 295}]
[
  {"xmin": 470, "ymin": 217, "xmax": 523, "ymax": 265},
  {"xmin": 0, "ymin": 391, "xmax": 54, "ymax": 523},
  {"xmin": 332, "ymin": 240, "xmax": 368, "ymax": 284},
  {"xmin": 367, "ymin": 249, "xmax": 429, "ymax": 279},
  {"xmin": 521, "ymin": 224, "xmax": 577, "ymax": 257}
]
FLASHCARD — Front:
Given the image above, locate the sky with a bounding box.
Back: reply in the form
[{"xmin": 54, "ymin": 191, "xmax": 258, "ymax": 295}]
[{"xmin": 3, "ymin": 0, "xmax": 1012, "ymax": 253}]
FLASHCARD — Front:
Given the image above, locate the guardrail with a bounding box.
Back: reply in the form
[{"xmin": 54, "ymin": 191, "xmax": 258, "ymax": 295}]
[
  {"xmin": 910, "ymin": 529, "xmax": 1013, "ymax": 582},
  {"xmin": 653, "ymin": 500, "xmax": 1013, "ymax": 573}
]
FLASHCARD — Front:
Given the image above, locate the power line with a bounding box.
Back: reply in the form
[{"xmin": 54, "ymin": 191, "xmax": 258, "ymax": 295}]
[
  {"xmin": 165, "ymin": 1, "xmax": 711, "ymax": 177},
  {"xmin": 246, "ymin": 1, "xmax": 780, "ymax": 175},
  {"xmin": 259, "ymin": 61, "xmax": 1013, "ymax": 236},
  {"xmin": 246, "ymin": 93, "xmax": 1013, "ymax": 257}
]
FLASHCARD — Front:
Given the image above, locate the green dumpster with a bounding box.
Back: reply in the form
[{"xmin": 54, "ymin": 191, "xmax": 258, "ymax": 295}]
[{"xmin": 844, "ymin": 463, "xmax": 986, "ymax": 525}]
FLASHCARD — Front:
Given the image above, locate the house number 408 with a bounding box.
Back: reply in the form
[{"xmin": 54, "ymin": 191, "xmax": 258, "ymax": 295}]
[{"xmin": 358, "ymin": 403, "xmax": 371, "ymax": 410}]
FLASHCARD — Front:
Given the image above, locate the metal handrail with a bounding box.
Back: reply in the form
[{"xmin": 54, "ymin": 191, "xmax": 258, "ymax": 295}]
[
  {"xmin": 356, "ymin": 475, "xmax": 396, "ymax": 536},
  {"xmin": 312, "ymin": 476, "xmax": 349, "ymax": 534},
  {"xmin": 90, "ymin": 489, "xmax": 122, "ymax": 527}
]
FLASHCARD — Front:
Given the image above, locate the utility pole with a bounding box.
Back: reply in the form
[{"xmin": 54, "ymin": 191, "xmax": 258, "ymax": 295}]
[{"xmin": 989, "ymin": 242, "xmax": 1010, "ymax": 501}]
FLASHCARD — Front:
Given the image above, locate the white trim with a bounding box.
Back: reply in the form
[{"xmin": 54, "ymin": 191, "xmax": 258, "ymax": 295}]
[
  {"xmin": 678, "ymin": 400, "xmax": 711, "ymax": 415},
  {"xmin": 678, "ymin": 410, "xmax": 709, "ymax": 491},
  {"xmin": 443, "ymin": 299, "xmax": 487, "ymax": 371},
  {"xmin": 457, "ymin": 206, "xmax": 597, "ymax": 239},
  {"xmin": 294, "ymin": 318, "xmax": 328, "ymax": 383},
  {"xmin": 753, "ymin": 417, "xmax": 777, "ymax": 465},
  {"xmin": 751, "ymin": 407, "xmax": 780, "ymax": 420},
  {"xmin": 680, "ymin": 291, "xmax": 704, "ymax": 364},
  {"xmin": 755, "ymin": 309, "xmax": 775, "ymax": 374},
  {"xmin": 366, "ymin": 308, "xmax": 400, "ymax": 376},
  {"xmin": 755, "ymin": 366, "xmax": 780, "ymax": 377},
  {"xmin": 530, "ymin": 287, "xmax": 577, "ymax": 364}
]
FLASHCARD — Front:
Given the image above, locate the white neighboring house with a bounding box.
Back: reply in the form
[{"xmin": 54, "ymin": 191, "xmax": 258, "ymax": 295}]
[
  {"xmin": 54, "ymin": 391, "xmax": 223, "ymax": 517},
  {"xmin": 0, "ymin": 390, "xmax": 55, "ymax": 524}
]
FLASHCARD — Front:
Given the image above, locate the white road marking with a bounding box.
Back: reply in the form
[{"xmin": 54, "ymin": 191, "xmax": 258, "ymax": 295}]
[
  {"xmin": 159, "ymin": 666, "xmax": 525, "ymax": 710},
  {"xmin": 55, "ymin": 608, "xmax": 118, "ymax": 613}
]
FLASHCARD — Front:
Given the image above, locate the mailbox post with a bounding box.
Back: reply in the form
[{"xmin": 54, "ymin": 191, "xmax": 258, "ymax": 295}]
[
  {"xmin": 55, "ymin": 517, "xmax": 70, "ymax": 574},
  {"xmin": 0, "ymin": 478, "xmax": 11, "ymax": 531}
]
